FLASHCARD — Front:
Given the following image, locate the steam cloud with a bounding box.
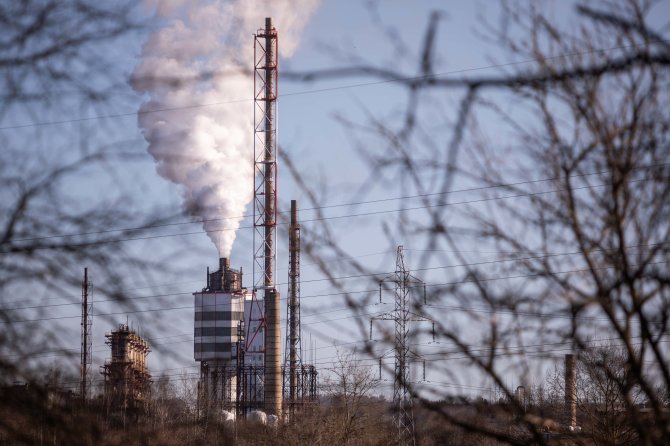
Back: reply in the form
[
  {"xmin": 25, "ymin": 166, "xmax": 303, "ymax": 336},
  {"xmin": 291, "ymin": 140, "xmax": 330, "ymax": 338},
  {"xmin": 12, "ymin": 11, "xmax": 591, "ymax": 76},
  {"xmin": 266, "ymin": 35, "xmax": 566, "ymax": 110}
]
[{"xmin": 133, "ymin": 0, "xmax": 318, "ymax": 256}]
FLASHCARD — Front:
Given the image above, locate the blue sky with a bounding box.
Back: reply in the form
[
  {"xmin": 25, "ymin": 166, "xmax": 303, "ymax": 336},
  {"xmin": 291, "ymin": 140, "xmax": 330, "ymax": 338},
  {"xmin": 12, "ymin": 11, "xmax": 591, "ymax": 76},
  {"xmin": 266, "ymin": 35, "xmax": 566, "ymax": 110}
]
[{"xmin": 6, "ymin": 0, "xmax": 670, "ymax": 398}]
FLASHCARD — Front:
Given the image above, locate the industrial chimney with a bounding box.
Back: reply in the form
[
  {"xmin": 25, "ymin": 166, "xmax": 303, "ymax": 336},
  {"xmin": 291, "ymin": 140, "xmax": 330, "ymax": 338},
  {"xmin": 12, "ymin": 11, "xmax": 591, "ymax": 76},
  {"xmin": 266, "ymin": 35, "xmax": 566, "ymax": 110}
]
[
  {"xmin": 252, "ymin": 16, "xmax": 281, "ymax": 418},
  {"xmin": 564, "ymin": 354, "xmax": 577, "ymax": 430},
  {"xmin": 288, "ymin": 200, "xmax": 300, "ymax": 411}
]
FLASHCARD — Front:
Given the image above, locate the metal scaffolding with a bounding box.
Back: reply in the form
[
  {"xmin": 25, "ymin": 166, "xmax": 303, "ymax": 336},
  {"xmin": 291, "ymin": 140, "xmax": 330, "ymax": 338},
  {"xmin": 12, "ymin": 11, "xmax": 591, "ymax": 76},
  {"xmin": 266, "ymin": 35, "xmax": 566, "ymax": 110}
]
[
  {"xmin": 101, "ymin": 324, "xmax": 151, "ymax": 416},
  {"xmin": 281, "ymin": 364, "xmax": 318, "ymax": 409}
]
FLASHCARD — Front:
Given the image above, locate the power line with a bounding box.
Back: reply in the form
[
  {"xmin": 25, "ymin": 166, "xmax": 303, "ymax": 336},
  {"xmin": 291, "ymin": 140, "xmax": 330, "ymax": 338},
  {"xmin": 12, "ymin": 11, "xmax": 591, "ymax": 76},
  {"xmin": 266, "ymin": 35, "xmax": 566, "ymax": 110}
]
[
  {"xmin": 293, "ymin": 241, "xmax": 667, "ymax": 286},
  {"xmin": 15, "ymin": 326, "xmax": 664, "ymax": 375},
  {"xmin": 3, "ymin": 239, "xmax": 665, "ymax": 313},
  {"xmin": 305, "ymin": 335, "xmax": 670, "ymax": 369},
  {"xmin": 0, "ymin": 305, "xmax": 192, "ymax": 325},
  {"xmin": 5, "ymin": 163, "xmax": 666, "ymax": 245},
  {"xmin": 3, "ymin": 174, "xmax": 662, "ymax": 253},
  {"xmin": 0, "ymin": 249, "xmax": 398, "ymax": 308},
  {"xmin": 3, "ymin": 259, "xmax": 666, "ymax": 325},
  {"xmin": 0, "ymin": 333, "xmax": 195, "ymax": 361},
  {"xmin": 0, "ymin": 39, "xmax": 662, "ymax": 132}
]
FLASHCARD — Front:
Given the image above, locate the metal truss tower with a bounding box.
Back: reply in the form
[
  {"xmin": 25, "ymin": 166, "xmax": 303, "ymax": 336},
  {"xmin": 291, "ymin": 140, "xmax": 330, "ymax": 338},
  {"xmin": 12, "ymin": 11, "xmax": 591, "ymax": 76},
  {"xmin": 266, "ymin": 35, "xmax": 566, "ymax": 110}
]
[
  {"xmin": 80, "ymin": 267, "xmax": 92, "ymax": 403},
  {"xmin": 252, "ymin": 17, "xmax": 282, "ymax": 417},
  {"xmin": 371, "ymin": 246, "xmax": 430, "ymax": 446}
]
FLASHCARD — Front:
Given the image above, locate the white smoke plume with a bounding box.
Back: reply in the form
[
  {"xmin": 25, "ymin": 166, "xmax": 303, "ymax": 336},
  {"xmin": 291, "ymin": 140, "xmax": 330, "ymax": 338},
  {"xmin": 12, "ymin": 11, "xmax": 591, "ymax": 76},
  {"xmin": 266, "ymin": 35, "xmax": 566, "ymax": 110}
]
[{"xmin": 133, "ymin": 0, "xmax": 319, "ymax": 256}]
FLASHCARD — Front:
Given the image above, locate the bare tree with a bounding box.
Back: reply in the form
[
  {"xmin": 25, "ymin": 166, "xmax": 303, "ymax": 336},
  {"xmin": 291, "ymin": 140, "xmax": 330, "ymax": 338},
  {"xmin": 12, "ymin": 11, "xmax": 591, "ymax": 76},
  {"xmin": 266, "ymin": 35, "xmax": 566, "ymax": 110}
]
[
  {"xmin": 577, "ymin": 347, "xmax": 641, "ymax": 446},
  {"xmin": 319, "ymin": 350, "xmax": 386, "ymax": 445},
  {"xmin": 542, "ymin": 347, "xmax": 640, "ymax": 444},
  {"xmin": 0, "ymin": 1, "xmax": 186, "ymax": 444},
  {"xmin": 283, "ymin": 1, "xmax": 670, "ymax": 444}
]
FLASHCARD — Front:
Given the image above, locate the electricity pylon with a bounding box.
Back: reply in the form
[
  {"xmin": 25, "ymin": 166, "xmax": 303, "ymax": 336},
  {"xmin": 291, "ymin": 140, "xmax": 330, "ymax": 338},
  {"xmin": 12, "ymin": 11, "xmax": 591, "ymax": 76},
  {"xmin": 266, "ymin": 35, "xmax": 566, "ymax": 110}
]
[{"xmin": 371, "ymin": 246, "xmax": 431, "ymax": 446}]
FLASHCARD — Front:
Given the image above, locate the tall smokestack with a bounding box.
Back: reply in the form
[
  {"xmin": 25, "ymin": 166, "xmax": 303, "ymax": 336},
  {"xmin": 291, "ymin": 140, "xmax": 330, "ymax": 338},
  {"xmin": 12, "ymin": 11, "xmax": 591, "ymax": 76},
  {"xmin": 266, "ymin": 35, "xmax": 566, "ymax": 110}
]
[
  {"xmin": 564, "ymin": 354, "xmax": 577, "ymax": 429},
  {"xmin": 80, "ymin": 267, "xmax": 91, "ymax": 403},
  {"xmin": 255, "ymin": 16, "xmax": 282, "ymax": 417},
  {"xmin": 288, "ymin": 200, "xmax": 301, "ymax": 410},
  {"xmin": 262, "ymin": 17, "xmax": 276, "ymax": 290}
]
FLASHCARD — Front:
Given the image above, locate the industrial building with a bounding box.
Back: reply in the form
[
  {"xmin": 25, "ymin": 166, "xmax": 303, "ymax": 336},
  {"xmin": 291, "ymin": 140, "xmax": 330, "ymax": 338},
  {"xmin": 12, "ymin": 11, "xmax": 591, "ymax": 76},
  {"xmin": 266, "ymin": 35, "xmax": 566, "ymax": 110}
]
[
  {"xmin": 91, "ymin": 17, "xmax": 317, "ymax": 422},
  {"xmin": 194, "ymin": 258, "xmax": 264, "ymax": 415},
  {"xmin": 101, "ymin": 323, "xmax": 151, "ymax": 415},
  {"xmin": 192, "ymin": 18, "xmax": 318, "ymax": 418}
]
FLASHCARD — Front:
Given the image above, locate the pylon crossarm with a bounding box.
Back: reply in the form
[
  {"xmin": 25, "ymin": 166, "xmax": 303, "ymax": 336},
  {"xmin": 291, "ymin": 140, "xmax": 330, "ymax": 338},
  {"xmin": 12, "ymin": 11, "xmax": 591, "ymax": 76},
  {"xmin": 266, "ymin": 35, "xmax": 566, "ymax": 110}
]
[
  {"xmin": 405, "ymin": 311, "xmax": 432, "ymax": 321},
  {"xmin": 404, "ymin": 274, "xmax": 424, "ymax": 283},
  {"xmin": 379, "ymin": 272, "xmax": 398, "ymax": 283},
  {"xmin": 371, "ymin": 312, "xmax": 396, "ymax": 321}
]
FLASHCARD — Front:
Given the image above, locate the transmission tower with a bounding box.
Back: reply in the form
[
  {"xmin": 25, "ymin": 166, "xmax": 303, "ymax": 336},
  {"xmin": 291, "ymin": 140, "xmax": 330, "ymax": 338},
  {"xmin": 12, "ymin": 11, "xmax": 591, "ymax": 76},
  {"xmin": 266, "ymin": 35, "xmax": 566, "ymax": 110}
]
[
  {"xmin": 80, "ymin": 267, "xmax": 92, "ymax": 403},
  {"xmin": 371, "ymin": 246, "xmax": 431, "ymax": 446}
]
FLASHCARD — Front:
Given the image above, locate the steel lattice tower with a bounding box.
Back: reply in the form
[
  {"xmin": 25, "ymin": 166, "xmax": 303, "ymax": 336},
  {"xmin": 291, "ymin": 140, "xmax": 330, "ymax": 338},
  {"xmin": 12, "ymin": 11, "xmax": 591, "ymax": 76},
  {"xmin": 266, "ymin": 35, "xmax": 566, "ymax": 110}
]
[
  {"xmin": 251, "ymin": 17, "xmax": 282, "ymax": 418},
  {"xmin": 80, "ymin": 267, "xmax": 92, "ymax": 403},
  {"xmin": 371, "ymin": 246, "xmax": 430, "ymax": 446}
]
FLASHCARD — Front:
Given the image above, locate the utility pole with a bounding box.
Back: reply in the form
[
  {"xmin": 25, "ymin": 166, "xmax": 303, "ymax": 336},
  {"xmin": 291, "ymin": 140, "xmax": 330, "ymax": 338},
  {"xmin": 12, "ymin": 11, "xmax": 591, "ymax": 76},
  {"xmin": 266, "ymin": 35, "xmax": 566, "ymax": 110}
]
[
  {"xmin": 371, "ymin": 246, "xmax": 431, "ymax": 446},
  {"xmin": 80, "ymin": 267, "xmax": 92, "ymax": 403}
]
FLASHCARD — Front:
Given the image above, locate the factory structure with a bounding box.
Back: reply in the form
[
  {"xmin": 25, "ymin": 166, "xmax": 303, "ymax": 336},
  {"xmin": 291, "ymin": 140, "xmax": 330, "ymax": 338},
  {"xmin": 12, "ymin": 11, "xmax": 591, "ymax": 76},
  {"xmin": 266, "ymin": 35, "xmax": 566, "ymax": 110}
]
[
  {"xmin": 193, "ymin": 258, "xmax": 265, "ymax": 414},
  {"xmin": 193, "ymin": 17, "xmax": 317, "ymax": 418},
  {"xmin": 88, "ymin": 17, "xmax": 316, "ymax": 421},
  {"xmin": 100, "ymin": 323, "xmax": 151, "ymax": 415}
]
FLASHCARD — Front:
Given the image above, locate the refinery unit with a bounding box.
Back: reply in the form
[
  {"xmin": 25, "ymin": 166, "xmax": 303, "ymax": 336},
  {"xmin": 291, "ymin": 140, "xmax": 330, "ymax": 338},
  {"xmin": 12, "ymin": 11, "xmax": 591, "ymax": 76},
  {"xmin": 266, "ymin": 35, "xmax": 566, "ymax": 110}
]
[{"xmin": 191, "ymin": 201, "xmax": 318, "ymax": 417}]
